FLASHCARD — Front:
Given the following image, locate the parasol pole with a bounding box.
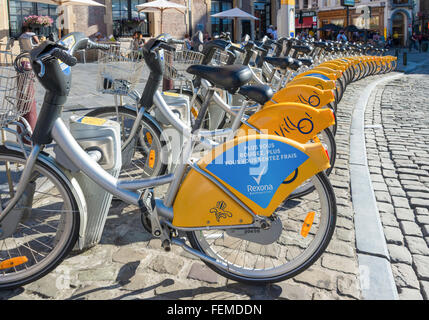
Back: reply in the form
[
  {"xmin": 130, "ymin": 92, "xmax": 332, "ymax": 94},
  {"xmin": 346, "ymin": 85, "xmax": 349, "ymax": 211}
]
[{"xmin": 160, "ymin": 8, "xmax": 163, "ymax": 34}]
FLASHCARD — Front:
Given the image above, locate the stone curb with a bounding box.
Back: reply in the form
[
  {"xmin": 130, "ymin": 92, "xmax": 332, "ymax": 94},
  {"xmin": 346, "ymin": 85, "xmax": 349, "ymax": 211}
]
[{"xmin": 349, "ymin": 73, "xmax": 403, "ymax": 300}]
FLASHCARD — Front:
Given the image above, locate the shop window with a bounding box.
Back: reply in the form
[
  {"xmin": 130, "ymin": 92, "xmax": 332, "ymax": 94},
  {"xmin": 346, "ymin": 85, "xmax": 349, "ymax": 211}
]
[
  {"xmin": 112, "ymin": 0, "xmax": 149, "ymax": 37},
  {"xmin": 8, "ymin": 0, "xmax": 57, "ymax": 38},
  {"xmin": 211, "ymin": 0, "xmax": 233, "ymax": 37}
]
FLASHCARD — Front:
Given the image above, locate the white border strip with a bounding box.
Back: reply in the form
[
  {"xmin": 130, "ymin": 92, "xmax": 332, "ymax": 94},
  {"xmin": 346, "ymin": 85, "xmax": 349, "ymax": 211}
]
[{"xmin": 349, "ymin": 73, "xmax": 403, "ymax": 300}]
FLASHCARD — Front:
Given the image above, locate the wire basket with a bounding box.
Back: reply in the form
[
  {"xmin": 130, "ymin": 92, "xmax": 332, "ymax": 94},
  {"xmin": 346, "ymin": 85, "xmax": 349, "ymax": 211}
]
[
  {"xmin": 0, "ymin": 53, "xmax": 36, "ymax": 127},
  {"xmin": 97, "ymin": 45, "xmax": 145, "ymax": 95},
  {"xmin": 163, "ymin": 50, "xmax": 204, "ymax": 81},
  {"xmin": 211, "ymin": 48, "xmax": 230, "ymax": 66}
]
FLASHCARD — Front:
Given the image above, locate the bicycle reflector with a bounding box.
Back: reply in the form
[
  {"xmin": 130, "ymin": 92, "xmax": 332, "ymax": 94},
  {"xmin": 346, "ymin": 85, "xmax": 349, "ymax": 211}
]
[
  {"xmin": 0, "ymin": 256, "xmax": 28, "ymax": 270},
  {"xmin": 324, "ymin": 147, "xmax": 330, "ymax": 162},
  {"xmin": 301, "ymin": 211, "xmax": 315, "ymax": 238}
]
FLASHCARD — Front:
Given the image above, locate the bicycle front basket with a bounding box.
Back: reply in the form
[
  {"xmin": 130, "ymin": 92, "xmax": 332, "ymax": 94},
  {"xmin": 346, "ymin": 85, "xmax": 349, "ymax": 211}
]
[
  {"xmin": 163, "ymin": 50, "xmax": 204, "ymax": 81},
  {"xmin": 96, "ymin": 45, "xmax": 145, "ymax": 95},
  {"xmin": 0, "ymin": 54, "xmax": 36, "ymax": 127}
]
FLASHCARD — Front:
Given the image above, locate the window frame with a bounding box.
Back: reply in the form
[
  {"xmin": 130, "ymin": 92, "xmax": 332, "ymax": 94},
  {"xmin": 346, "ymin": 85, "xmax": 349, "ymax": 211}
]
[
  {"xmin": 8, "ymin": 0, "xmax": 58, "ymax": 38},
  {"xmin": 112, "ymin": 0, "xmax": 150, "ymax": 37}
]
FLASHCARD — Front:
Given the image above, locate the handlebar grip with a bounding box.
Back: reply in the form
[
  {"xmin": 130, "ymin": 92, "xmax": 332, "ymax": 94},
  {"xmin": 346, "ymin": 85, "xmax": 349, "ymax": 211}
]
[
  {"xmin": 159, "ymin": 42, "xmax": 176, "ymax": 52},
  {"xmin": 231, "ymin": 46, "xmax": 245, "ymax": 54},
  {"xmin": 168, "ymin": 39, "xmax": 184, "ymax": 45},
  {"xmin": 254, "ymin": 46, "xmax": 268, "ymax": 54},
  {"xmin": 87, "ymin": 40, "xmax": 110, "ymax": 51},
  {"xmin": 51, "ymin": 48, "xmax": 77, "ymax": 66}
]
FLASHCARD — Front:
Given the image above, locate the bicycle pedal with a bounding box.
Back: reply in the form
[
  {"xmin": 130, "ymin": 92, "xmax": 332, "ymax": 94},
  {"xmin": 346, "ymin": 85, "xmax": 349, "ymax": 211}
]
[{"xmin": 139, "ymin": 188, "xmax": 155, "ymax": 215}]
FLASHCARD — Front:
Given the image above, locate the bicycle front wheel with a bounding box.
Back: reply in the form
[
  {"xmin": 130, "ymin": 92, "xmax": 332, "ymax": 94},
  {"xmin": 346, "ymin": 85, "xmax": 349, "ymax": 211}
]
[
  {"xmin": 186, "ymin": 172, "xmax": 336, "ymax": 284},
  {"xmin": 0, "ymin": 146, "xmax": 80, "ymax": 290}
]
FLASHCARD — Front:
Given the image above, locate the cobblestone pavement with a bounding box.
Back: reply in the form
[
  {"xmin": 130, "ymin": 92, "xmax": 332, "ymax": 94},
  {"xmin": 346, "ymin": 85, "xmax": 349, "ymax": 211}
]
[
  {"xmin": 0, "ymin": 62, "xmax": 402, "ymax": 300},
  {"xmin": 364, "ymin": 56, "xmax": 429, "ymax": 300}
]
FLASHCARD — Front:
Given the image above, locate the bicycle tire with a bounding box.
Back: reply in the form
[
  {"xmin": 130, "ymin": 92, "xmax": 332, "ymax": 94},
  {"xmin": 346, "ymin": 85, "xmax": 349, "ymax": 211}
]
[
  {"xmin": 186, "ymin": 171, "xmax": 337, "ymax": 285},
  {"xmin": 0, "ymin": 146, "xmax": 80, "ymax": 290}
]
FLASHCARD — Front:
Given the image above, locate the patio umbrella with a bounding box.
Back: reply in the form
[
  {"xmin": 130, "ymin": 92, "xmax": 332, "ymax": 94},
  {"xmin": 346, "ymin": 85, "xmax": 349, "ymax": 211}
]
[
  {"xmin": 137, "ymin": 0, "xmax": 187, "ymax": 34},
  {"xmin": 211, "ymin": 7, "xmax": 259, "ymax": 42},
  {"xmin": 29, "ymin": 0, "xmax": 104, "ymax": 38},
  {"xmin": 345, "ymin": 25, "xmax": 360, "ymax": 33},
  {"xmin": 319, "ymin": 24, "xmax": 341, "ymax": 32}
]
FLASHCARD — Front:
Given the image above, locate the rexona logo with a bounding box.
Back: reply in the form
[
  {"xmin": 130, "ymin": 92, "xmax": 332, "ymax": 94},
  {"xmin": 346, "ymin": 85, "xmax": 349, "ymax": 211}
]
[{"xmin": 247, "ymin": 183, "xmax": 274, "ymax": 193}]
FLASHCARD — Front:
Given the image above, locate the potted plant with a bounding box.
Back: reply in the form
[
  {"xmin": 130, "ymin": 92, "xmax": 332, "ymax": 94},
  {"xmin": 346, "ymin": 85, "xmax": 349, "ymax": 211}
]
[{"xmin": 23, "ymin": 15, "xmax": 54, "ymax": 31}]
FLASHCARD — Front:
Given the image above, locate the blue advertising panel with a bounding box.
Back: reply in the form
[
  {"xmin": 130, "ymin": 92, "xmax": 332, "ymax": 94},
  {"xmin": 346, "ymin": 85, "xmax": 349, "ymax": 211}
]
[{"xmin": 341, "ymin": 0, "xmax": 355, "ymax": 6}]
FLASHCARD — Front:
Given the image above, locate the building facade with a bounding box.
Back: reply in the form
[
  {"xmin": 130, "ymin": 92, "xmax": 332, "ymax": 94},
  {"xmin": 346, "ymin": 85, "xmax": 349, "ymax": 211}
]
[
  {"xmin": 315, "ymin": 0, "xmax": 419, "ymax": 46},
  {"xmin": 1, "ymin": 0, "xmax": 284, "ymax": 51},
  {"xmin": 295, "ymin": 0, "xmax": 318, "ymax": 35}
]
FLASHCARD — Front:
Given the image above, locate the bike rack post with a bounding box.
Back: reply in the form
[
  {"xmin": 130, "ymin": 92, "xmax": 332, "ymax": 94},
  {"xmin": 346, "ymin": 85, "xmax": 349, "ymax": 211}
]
[{"xmin": 403, "ymin": 52, "xmax": 407, "ymax": 66}]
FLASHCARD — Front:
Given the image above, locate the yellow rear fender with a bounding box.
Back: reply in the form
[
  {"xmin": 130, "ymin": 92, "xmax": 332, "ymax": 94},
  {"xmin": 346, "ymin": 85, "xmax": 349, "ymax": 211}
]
[
  {"xmin": 319, "ymin": 61, "xmax": 347, "ymax": 72},
  {"xmin": 237, "ymin": 102, "xmax": 335, "ymax": 144},
  {"xmin": 293, "ymin": 70, "xmax": 337, "ymax": 82},
  {"xmin": 172, "ymin": 134, "xmax": 330, "ymax": 227},
  {"xmin": 286, "ymin": 76, "xmax": 336, "ymax": 91},
  {"xmin": 310, "ymin": 67, "xmax": 342, "ymax": 79},
  {"xmin": 264, "ymin": 85, "xmax": 334, "ymax": 109}
]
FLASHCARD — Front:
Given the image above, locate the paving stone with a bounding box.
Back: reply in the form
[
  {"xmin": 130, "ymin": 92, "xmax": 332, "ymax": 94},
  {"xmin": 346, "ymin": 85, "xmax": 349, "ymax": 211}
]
[
  {"xmin": 415, "ymin": 207, "xmax": 429, "ymax": 216},
  {"xmin": 337, "ymin": 275, "xmax": 361, "ymax": 299},
  {"xmin": 25, "ymin": 273, "xmax": 65, "ymax": 299},
  {"xmin": 387, "ymin": 244, "xmax": 413, "ymax": 265},
  {"xmin": 78, "ymin": 266, "xmax": 118, "ymax": 282},
  {"xmin": 375, "ymin": 191, "xmax": 392, "ymax": 203},
  {"xmin": 277, "ymin": 283, "xmax": 312, "ymax": 300},
  {"xmin": 335, "ymin": 228, "xmax": 354, "ymax": 242},
  {"xmin": 406, "ymin": 236, "xmax": 429, "ymax": 255},
  {"xmin": 377, "ymin": 202, "xmax": 395, "ymax": 214},
  {"xmin": 372, "ymin": 182, "xmax": 389, "ymax": 192},
  {"xmin": 148, "ymin": 255, "xmax": 184, "ymax": 275},
  {"xmin": 112, "ymin": 247, "xmax": 147, "ymax": 264},
  {"xmin": 294, "ymin": 268, "xmax": 336, "ymax": 290},
  {"xmin": 325, "ymin": 241, "xmax": 355, "ymax": 258},
  {"xmin": 392, "ymin": 197, "xmax": 411, "ymax": 209},
  {"xmin": 398, "ymin": 288, "xmax": 424, "ymax": 300},
  {"xmin": 391, "ymin": 263, "xmax": 420, "ymax": 289},
  {"xmin": 395, "ymin": 208, "xmax": 415, "ymax": 221},
  {"xmin": 407, "ymin": 192, "xmax": 429, "ymax": 200},
  {"xmin": 399, "ymin": 221, "xmax": 423, "ymax": 237},
  {"xmin": 321, "ymin": 254, "xmax": 357, "ymax": 274},
  {"xmin": 410, "ymin": 198, "xmax": 429, "ymax": 209},
  {"xmin": 413, "ymin": 255, "xmax": 429, "ymax": 280},
  {"xmin": 416, "ymin": 215, "xmax": 429, "ymax": 225},
  {"xmin": 187, "ymin": 263, "xmax": 218, "ymax": 284},
  {"xmin": 385, "ymin": 178, "xmax": 402, "ymax": 188},
  {"xmin": 380, "ymin": 212, "xmax": 400, "ymax": 227},
  {"xmin": 388, "ymin": 187, "xmax": 407, "ymax": 197},
  {"xmin": 420, "ymin": 281, "xmax": 429, "ymax": 300},
  {"xmin": 384, "ymin": 226, "xmax": 405, "ymax": 245}
]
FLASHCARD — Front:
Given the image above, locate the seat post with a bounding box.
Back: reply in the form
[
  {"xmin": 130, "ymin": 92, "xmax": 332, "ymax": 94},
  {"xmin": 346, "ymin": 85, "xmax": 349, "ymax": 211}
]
[{"xmin": 191, "ymin": 88, "xmax": 214, "ymax": 133}]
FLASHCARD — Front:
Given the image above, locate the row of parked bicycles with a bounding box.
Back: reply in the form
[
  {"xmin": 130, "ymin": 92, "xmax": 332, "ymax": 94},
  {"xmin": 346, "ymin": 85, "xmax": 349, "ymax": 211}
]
[{"xmin": 0, "ymin": 31, "xmax": 397, "ymax": 289}]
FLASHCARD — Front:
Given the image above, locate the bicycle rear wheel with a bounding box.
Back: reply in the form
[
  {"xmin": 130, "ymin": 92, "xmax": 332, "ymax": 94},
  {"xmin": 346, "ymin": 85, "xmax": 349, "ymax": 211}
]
[
  {"xmin": 0, "ymin": 146, "xmax": 80, "ymax": 290},
  {"xmin": 186, "ymin": 172, "xmax": 336, "ymax": 284},
  {"xmin": 85, "ymin": 106, "xmax": 167, "ymax": 179}
]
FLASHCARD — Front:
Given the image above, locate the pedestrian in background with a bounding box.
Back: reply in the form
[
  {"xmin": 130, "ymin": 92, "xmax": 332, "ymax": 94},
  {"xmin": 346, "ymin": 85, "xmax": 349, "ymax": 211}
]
[
  {"xmin": 184, "ymin": 33, "xmax": 192, "ymax": 50},
  {"xmin": 409, "ymin": 33, "xmax": 418, "ymax": 51}
]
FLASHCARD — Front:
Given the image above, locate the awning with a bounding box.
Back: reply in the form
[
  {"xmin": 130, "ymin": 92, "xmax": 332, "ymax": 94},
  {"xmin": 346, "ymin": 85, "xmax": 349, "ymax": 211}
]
[{"xmin": 295, "ymin": 17, "xmax": 315, "ymax": 29}]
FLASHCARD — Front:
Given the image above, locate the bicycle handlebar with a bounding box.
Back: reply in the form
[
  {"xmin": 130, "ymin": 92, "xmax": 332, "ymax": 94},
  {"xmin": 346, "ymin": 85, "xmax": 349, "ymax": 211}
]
[{"xmin": 51, "ymin": 48, "xmax": 78, "ymax": 66}]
